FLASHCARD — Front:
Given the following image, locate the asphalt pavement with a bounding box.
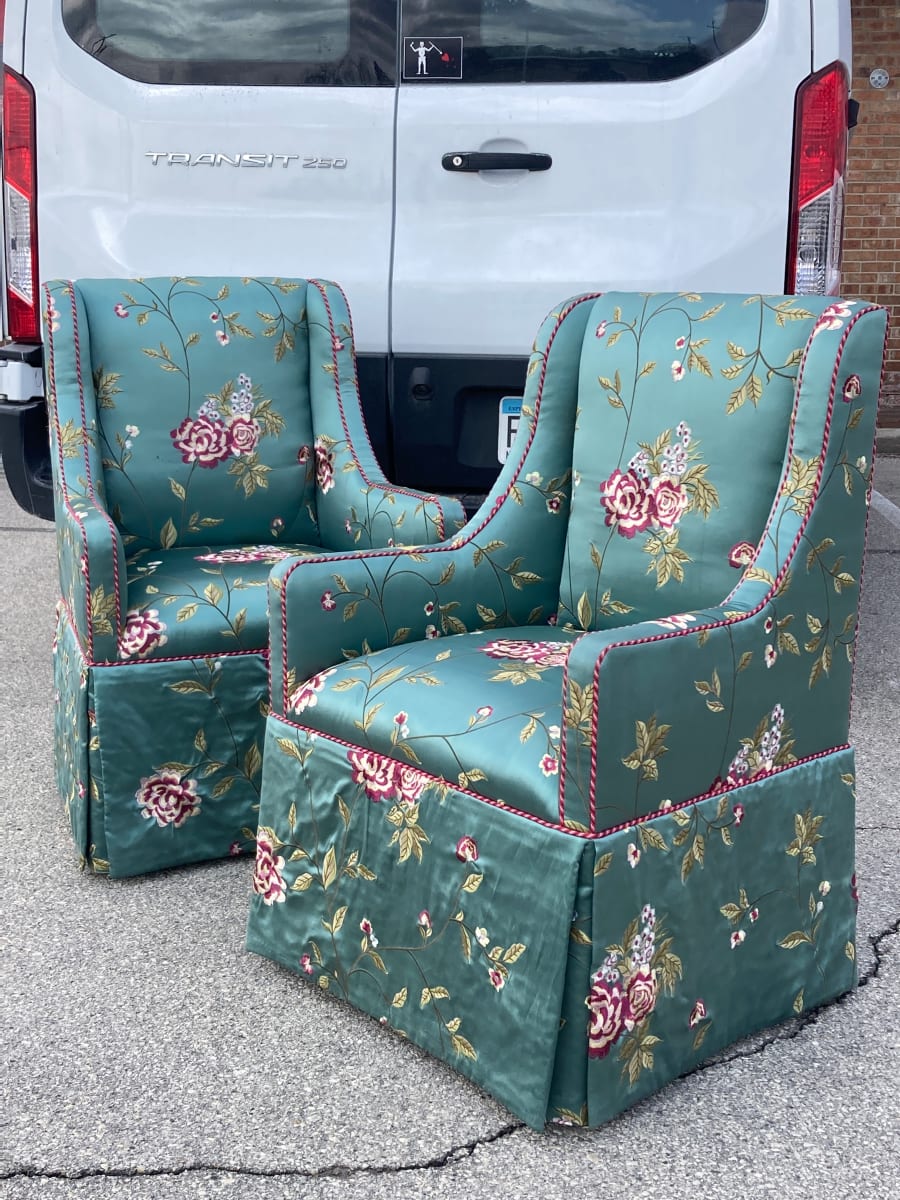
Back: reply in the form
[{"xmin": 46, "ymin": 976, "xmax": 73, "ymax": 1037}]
[{"xmin": 0, "ymin": 447, "xmax": 897, "ymax": 1200}]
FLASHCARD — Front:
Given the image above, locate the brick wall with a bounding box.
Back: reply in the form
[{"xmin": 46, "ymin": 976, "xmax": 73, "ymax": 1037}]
[{"xmin": 844, "ymin": 2, "xmax": 900, "ymax": 422}]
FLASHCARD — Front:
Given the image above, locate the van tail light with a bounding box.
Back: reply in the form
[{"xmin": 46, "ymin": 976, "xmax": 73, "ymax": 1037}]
[
  {"xmin": 786, "ymin": 62, "xmax": 849, "ymax": 296},
  {"xmin": 3, "ymin": 67, "xmax": 40, "ymax": 342}
]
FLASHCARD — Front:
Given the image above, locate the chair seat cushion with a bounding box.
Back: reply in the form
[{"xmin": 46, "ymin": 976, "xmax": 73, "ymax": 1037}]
[
  {"xmin": 293, "ymin": 626, "xmax": 582, "ymax": 825},
  {"xmin": 118, "ymin": 544, "xmax": 326, "ymax": 662}
]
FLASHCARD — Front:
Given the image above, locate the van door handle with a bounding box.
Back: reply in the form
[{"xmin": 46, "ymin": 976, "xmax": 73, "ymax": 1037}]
[{"xmin": 442, "ymin": 152, "xmax": 552, "ymax": 173}]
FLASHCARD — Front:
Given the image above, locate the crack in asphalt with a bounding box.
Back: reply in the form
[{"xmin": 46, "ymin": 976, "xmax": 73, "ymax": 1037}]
[
  {"xmin": 2, "ymin": 921, "xmax": 896, "ymax": 1181},
  {"xmin": 0, "ymin": 1121, "xmax": 525, "ymax": 1184}
]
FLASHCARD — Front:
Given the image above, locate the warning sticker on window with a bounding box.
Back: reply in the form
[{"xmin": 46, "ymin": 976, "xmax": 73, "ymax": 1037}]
[{"xmin": 402, "ymin": 37, "xmax": 463, "ymax": 81}]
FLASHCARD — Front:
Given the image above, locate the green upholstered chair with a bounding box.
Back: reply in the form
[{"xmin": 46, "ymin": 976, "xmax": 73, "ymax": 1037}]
[
  {"xmin": 246, "ymin": 291, "xmax": 887, "ymax": 1129},
  {"xmin": 45, "ymin": 276, "xmax": 465, "ymax": 878}
]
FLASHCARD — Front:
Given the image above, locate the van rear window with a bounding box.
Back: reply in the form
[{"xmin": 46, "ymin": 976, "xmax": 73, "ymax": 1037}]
[
  {"xmin": 62, "ymin": 0, "xmax": 397, "ymax": 86},
  {"xmin": 401, "ymin": 0, "xmax": 767, "ymax": 84}
]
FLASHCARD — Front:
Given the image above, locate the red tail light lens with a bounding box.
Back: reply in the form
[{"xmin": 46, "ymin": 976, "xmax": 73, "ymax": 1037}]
[
  {"xmin": 786, "ymin": 62, "xmax": 849, "ymax": 295},
  {"xmin": 3, "ymin": 67, "xmax": 40, "ymax": 342}
]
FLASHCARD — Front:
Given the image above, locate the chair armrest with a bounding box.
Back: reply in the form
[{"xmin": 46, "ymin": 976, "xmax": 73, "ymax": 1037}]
[
  {"xmin": 561, "ymin": 301, "xmax": 887, "ymax": 832},
  {"xmin": 56, "ymin": 492, "xmax": 127, "ymax": 663},
  {"xmin": 305, "ymin": 280, "xmax": 465, "ymax": 547},
  {"xmin": 268, "ymin": 290, "xmax": 599, "ymax": 712},
  {"xmin": 267, "ymin": 509, "xmax": 562, "ymax": 713}
]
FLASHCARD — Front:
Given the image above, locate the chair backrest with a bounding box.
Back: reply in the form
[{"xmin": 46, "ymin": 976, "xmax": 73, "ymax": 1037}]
[
  {"xmin": 557, "ymin": 292, "xmax": 846, "ymax": 629},
  {"xmin": 70, "ymin": 276, "xmax": 321, "ymax": 550}
]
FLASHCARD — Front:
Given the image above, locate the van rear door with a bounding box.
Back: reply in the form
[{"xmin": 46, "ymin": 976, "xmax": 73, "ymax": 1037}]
[
  {"xmin": 24, "ymin": 0, "xmax": 398, "ymax": 446},
  {"xmin": 390, "ymin": 0, "xmax": 812, "ymax": 494}
]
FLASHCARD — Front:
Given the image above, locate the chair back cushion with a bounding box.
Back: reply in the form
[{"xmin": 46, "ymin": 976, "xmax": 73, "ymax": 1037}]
[
  {"xmin": 77, "ymin": 276, "xmax": 320, "ymax": 550},
  {"xmin": 558, "ymin": 292, "xmax": 836, "ymax": 629}
]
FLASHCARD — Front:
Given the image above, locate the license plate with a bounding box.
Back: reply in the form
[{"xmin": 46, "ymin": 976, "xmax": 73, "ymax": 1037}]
[{"xmin": 497, "ymin": 396, "xmax": 522, "ymax": 463}]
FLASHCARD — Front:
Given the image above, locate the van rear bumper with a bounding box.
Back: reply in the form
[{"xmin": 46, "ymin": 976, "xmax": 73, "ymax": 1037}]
[{"xmin": 0, "ymin": 344, "xmax": 53, "ymax": 520}]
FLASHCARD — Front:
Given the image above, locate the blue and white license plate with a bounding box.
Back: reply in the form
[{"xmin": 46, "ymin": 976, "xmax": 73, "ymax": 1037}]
[{"xmin": 497, "ymin": 396, "xmax": 522, "ymax": 463}]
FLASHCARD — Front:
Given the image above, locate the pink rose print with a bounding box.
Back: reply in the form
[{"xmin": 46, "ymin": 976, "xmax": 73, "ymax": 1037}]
[
  {"xmin": 114, "ymin": 303, "xmax": 129, "ymax": 318},
  {"xmin": 733, "ymin": 802, "xmax": 745, "ymax": 825},
  {"xmin": 300, "ymin": 953, "xmax": 314, "ymax": 975},
  {"xmin": 321, "ymin": 590, "xmax": 336, "ymax": 611},
  {"xmin": 842, "ymin": 375, "xmax": 862, "ymax": 403},
  {"xmin": 170, "ymin": 414, "xmax": 232, "ymax": 467},
  {"xmin": 297, "ymin": 445, "xmax": 310, "ymax": 464},
  {"xmin": 488, "ymin": 968, "xmax": 506, "ymax": 991},
  {"xmin": 396, "ymin": 765, "xmax": 429, "ymax": 805},
  {"xmin": 627, "ymin": 843, "xmax": 640, "ymax": 868},
  {"xmin": 455, "ymin": 835, "xmax": 478, "ymax": 863},
  {"xmin": 595, "ymin": 320, "xmax": 607, "ymax": 339},
  {"xmin": 216, "ymin": 330, "xmax": 230, "ymax": 346},
  {"xmin": 135, "ymin": 771, "xmax": 200, "ymax": 828},
  {"xmin": 417, "ymin": 910, "xmax": 432, "ymax": 935},
  {"xmin": 671, "ymin": 360, "xmax": 686, "ymax": 382},
  {"xmin": 586, "ymin": 980, "xmax": 632, "ymax": 1059},
  {"xmin": 229, "ymin": 841, "xmax": 242, "ymax": 856},
  {"xmin": 625, "ymin": 964, "xmax": 658, "ymax": 1025},
  {"xmin": 252, "ymin": 829, "xmax": 287, "ymax": 904},
  {"xmin": 315, "ymin": 437, "xmax": 335, "ymax": 494},
  {"xmin": 210, "ymin": 311, "xmax": 220, "ymax": 322},
  {"xmin": 600, "ymin": 469, "xmax": 653, "ymax": 538},
  {"xmin": 287, "ymin": 667, "xmax": 336, "ymax": 714},
  {"xmin": 689, "ymin": 999, "xmax": 707, "ymax": 1029},
  {"xmin": 730, "ymin": 930, "xmax": 746, "ymax": 949},
  {"xmin": 539, "ymin": 754, "xmax": 558, "ymax": 777},
  {"xmin": 332, "ymin": 335, "xmax": 345, "ymax": 353},
  {"xmin": 481, "ymin": 639, "xmax": 572, "ymax": 667},
  {"xmin": 728, "ymin": 541, "xmax": 756, "ymax": 568},
  {"xmin": 119, "ymin": 608, "xmax": 168, "ymax": 659},
  {"xmin": 195, "ymin": 547, "xmax": 292, "ymax": 564},
  {"xmin": 649, "ymin": 476, "xmax": 689, "ymax": 530},
  {"xmin": 749, "ymin": 907, "xmax": 759, "ymax": 923},
  {"xmin": 348, "ymin": 749, "xmax": 400, "ymax": 802},
  {"xmin": 812, "ymin": 300, "xmax": 853, "ymax": 336},
  {"xmin": 226, "ymin": 414, "xmax": 261, "ymax": 456}
]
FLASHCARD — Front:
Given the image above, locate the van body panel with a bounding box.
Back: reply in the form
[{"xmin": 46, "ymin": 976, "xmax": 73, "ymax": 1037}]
[
  {"xmin": 27, "ymin": 5, "xmax": 395, "ymax": 353},
  {"xmin": 393, "ymin": 3, "xmax": 811, "ymax": 359},
  {"xmin": 812, "ymin": 6, "xmax": 853, "ymax": 70}
]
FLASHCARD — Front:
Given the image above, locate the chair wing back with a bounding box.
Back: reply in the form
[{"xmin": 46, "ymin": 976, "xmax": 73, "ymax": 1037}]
[
  {"xmin": 55, "ymin": 277, "xmax": 321, "ymax": 551},
  {"xmin": 304, "ymin": 280, "xmax": 461, "ymax": 548},
  {"xmin": 558, "ymin": 293, "xmax": 839, "ymax": 629}
]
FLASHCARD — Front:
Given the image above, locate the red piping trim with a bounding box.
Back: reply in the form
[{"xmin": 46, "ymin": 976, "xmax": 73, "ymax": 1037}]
[{"xmin": 272, "ymin": 712, "xmax": 850, "ymax": 841}]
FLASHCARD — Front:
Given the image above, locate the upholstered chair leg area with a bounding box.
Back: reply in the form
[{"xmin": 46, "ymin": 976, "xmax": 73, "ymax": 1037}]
[
  {"xmin": 45, "ymin": 277, "xmax": 465, "ymax": 877},
  {"xmin": 246, "ymin": 292, "xmax": 888, "ymax": 1128}
]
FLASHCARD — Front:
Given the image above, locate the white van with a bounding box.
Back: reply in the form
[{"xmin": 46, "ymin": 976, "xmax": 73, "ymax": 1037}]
[{"xmin": 0, "ymin": 0, "xmax": 853, "ymax": 518}]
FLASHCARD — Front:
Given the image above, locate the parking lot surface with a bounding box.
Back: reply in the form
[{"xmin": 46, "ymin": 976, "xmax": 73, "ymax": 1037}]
[{"xmin": 0, "ymin": 452, "xmax": 897, "ymax": 1200}]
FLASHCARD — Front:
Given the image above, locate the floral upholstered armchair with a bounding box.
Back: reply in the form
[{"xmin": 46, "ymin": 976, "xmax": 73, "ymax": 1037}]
[
  {"xmin": 246, "ymin": 291, "xmax": 888, "ymax": 1129},
  {"xmin": 45, "ymin": 276, "xmax": 465, "ymax": 877}
]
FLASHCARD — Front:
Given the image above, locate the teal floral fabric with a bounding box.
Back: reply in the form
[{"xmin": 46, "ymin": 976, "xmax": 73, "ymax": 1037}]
[
  {"xmin": 45, "ymin": 276, "xmax": 465, "ymax": 876},
  {"xmin": 248, "ymin": 292, "xmax": 887, "ymax": 1128},
  {"xmin": 559, "ymin": 293, "xmax": 825, "ymax": 629}
]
